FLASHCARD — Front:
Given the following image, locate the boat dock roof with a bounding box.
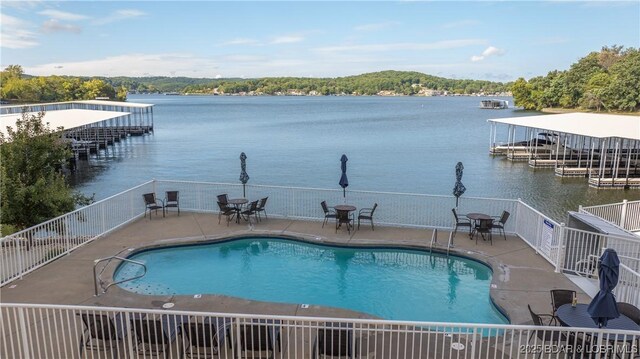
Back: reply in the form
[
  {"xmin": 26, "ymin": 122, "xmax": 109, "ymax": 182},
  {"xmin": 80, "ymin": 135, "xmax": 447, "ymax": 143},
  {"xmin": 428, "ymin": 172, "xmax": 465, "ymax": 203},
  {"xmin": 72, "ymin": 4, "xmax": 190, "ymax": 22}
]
[
  {"xmin": 0, "ymin": 109, "xmax": 131, "ymax": 137},
  {"xmin": 487, "ymin": 112, "xmax": 640, "ymax": 140}
]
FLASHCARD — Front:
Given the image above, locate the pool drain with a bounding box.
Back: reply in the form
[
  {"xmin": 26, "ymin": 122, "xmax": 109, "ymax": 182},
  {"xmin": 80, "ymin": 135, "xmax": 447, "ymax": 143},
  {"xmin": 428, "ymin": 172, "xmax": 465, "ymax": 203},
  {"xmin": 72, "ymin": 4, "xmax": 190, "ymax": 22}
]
[
  {"xmin": 162, "ymin": 302, "xmax": 175, "ymax": 309},
  {"xmin": 451, "ymin": 342, "xmax": 465, "ymax": 351}
]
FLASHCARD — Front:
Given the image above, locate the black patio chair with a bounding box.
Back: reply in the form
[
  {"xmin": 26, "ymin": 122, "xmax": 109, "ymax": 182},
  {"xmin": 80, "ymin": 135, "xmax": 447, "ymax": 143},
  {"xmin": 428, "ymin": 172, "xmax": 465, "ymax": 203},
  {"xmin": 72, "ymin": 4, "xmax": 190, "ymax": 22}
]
[
  {"xmin": 336, "ymin": 209, "xmax": 354, "ymax": 234},
  {"xmin": 241, "ymin": 200, "xmax": 259, "ymax": 224},
  {"xmin": 617, "ymin": 302, "xmax": 640, "ymax": 351},
  {"xmin": 357, "ymin": 203, "xmax": 378, "ymax": 230},
  {"xmin": 492, "ymin": 210, "xmax": 510, "ymax": 240},
  {"xmin": 130, "ymin": 316, "xmax": 172, "ymax": 356},
  {"xmin": 77, "ymin": 313, "xmax": 122, "ymax": 355},
  {"xmin": 474, "ymin": 218, "xmax": 493, "ymax": 245},
  {"xmin": 256, "ymin": 197, "xmax": 269, "ymax": 222},
  {"xmin": 217, "ymin": 201, "xmax": 236, "ymax": 226},
  {"xmin": 528, "ymin": 305, "xmax": 566, "ymax": 358},
  {"xmin": 181, "ymin": 320, "xmax": 221, "ymax": 358},
  {"xmin": 217, "ymin": 194, "xmax": 229, "ymax": 206},
  {"xmin": 550, "ymin": 289, "xmax": 576, "ymax": 325},
  {"xmin": 232, "ymin": 320, "xmax": 281, "ymax": 359},
  {"xmin": 313, "ymin": 322, "xmax": 356, "ymax": 359},
  {"xmin": 321, "ymin": 201, "xmax": 336, "ymax": 228},
  {"xmin": 143, "ymin": 193, "xmax": 164, "ymax": 219},
  {"xmin": 452, "ymin": 208, "xmax": 471, "ymax": 236},
  {"xmin": 164, "ymin": 190, "xmax": 180, "ymax": 216},
  {"xmin": 617, "ymin": 302, "xmax": 640, "ymax": 324}
]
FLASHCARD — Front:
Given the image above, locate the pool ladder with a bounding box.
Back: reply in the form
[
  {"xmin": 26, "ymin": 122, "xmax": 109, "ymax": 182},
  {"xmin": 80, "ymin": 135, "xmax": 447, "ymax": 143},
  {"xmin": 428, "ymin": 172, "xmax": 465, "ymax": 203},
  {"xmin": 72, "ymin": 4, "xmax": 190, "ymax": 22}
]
[
  {"xmin": 93, "ymin": 255, "xmax": 147, "ymax": 296},
  {"xmin": 429, "ymin": 229, "xmax": 455, "ymax": 256}
]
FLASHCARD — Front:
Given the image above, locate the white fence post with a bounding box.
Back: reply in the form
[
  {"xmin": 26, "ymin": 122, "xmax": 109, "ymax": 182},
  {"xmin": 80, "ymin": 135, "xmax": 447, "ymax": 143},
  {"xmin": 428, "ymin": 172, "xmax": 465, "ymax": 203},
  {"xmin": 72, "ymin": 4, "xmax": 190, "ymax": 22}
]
[
  {"xmin": 555, "ymin": 223, "xmax": 565, "ymax": 273},
  {"xmin": 17, "ymin": 307, "xmax": 31, "ymax": 359},
  {"xmin": 620, "ymin": 199, "xmax": 628, "ymax": 228}
]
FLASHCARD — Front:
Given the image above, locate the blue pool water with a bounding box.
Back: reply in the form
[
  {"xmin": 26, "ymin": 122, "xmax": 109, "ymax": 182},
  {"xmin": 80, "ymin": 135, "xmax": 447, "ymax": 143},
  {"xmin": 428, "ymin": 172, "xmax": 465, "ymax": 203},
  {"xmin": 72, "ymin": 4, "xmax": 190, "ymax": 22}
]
[{"xmin": 115, "ymin": 237, "xmax": 508, "ymax": 324}]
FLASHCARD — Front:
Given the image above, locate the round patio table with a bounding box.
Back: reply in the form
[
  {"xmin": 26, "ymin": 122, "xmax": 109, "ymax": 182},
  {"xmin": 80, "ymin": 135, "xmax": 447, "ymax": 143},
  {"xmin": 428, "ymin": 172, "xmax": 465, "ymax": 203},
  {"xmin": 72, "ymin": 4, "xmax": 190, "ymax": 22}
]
[
  {"xmin": 556, "ymin": 303, "xmax": 639, "ymax": 341},
  {"xmin": 228, "ymin": 198, "xmax": 248, "ymax": 223}
]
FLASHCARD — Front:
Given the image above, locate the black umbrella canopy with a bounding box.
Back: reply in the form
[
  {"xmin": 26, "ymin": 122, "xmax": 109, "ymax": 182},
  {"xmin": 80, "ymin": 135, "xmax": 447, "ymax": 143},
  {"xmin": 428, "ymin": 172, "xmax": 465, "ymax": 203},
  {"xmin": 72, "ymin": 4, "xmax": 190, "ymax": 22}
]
[
  {"xmin": 453, "ymin": 162, "xmax": 466, "ymax": 207},
  {"xmin": 239, "ymin": 152, "xmax": 250, "ymax": 197},
  {"xmin": 587, "ymin": 248, "xmax": 620, "ymax": 327},
  {"xmin": 339, "ymin": 154, "xmax": 349, "ymax": 198}
]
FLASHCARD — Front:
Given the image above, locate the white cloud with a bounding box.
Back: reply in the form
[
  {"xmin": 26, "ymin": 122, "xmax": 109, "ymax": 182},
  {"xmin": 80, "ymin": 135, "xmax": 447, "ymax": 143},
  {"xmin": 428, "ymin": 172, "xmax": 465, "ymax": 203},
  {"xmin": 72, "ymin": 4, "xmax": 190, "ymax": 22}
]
[
  {"xmin": 38, "ymin": 9, "xmax": 88, "ymax": 21},
  {"xmin": 470, "ymin": 46, "xmax": 505, "ymax": 62},
  {"xmin": 41, "ymin": 19, "xmax": 82, "ymax": 34},
  {"xmin": 1, "ymin": 14, "xmax": 39, "ymax": 49},
  {"xmin": 315, "ymin": 39, "xmax": 486, "ymax": 54},
  {"xmin": 354, "ymin": 21, "xmax": 399, "ymax": 32},
  {"xmin": 93, "ymin": 9, "xmax": 145, "ymax": 25},
  {"xmin": 23, "ymin": 53, "xmax": 218, "ymax": 77},
  {"xmin": 270, "ymin": 35, "xmax": 304, "ymax": 44}
]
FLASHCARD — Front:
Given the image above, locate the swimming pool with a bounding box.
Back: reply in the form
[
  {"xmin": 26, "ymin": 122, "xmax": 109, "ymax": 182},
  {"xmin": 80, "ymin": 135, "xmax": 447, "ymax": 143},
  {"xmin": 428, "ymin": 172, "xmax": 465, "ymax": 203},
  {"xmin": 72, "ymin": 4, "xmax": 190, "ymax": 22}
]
[{"xmin": 115, "ymin": 237, "xmax": 508, "ymax": 324}]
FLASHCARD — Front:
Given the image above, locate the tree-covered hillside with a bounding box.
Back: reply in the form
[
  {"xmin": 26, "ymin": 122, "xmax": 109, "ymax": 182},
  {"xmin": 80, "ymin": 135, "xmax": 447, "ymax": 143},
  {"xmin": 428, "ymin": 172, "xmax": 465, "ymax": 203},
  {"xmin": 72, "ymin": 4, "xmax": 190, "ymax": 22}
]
[
  {"xmin": 512, "ymin": 46, "xmax": 639, "ymax": 112},
  {"xmin": 0, "ymin": 65, "xmax": 127, "ymax": 104},
  {"xmin": 182, "ymin": 70, "xmax": 510, "ymax": 96}
]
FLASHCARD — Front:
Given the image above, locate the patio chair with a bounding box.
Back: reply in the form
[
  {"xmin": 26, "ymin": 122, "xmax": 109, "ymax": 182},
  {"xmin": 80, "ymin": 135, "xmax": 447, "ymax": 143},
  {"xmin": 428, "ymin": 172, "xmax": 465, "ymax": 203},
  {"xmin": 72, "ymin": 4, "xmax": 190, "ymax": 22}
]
[
  {"xmin": 217, "ymin": 201, "xmax": 236, "ymax": 226},
  {"xmin": 357, "ymin": 203, "xmax": 378, "ymax": 230},
  {"xmin": 617, "ymin": 302, "xmax": 640, "ymax": 324},
  {"xmin": 143, "ymin": 192, "xmax": 164, "ymax": 219},
  {"xmin": 550, "ymin": 289, "xmax": 576, "ymax": 324},
  {"xmin": 130, "ymin": 316, "xmax": 172, "ymax": 356},
  {"xmin": 313, "ymin": 322, "xmax": 355, "ymax": 359},
  {"xmin": 321, "ymin": 201, "xmax": 337, "ymax": 228},
  {"xmin": 451, "ymin": 208, "xmax": 471, "ymax": 236},
  {"xmin": 256, "ymin": 197, "xmax": 269, "ymax": 221},
  {"xmin": 336, "ymin": 209, "xmax": 354, "ymax": 234},
  {"xmin": 181, "ymin": 321, "xmax": 221, "ymax": 358},
  {"xmin": 164, "ymin": 190, "xmax": 180, "ymax": 216},
  {"xmin": 77, "ymin": 313, "xmax": 122, "ymax": 355},
  {"xmin": 217, "ymin": 194, "xmax": 229, "ymax": 205},
  {"xmin": 232, "ymin": 320, "xmax": 281, "ymax": 359},
  {"xmin": 492, "ymin": 210, "xmax": 510, "ymax": 240},
  {"xmin": 241, "ymin": 200, "xmax": 259, "ymax": 224},
  {"xmin": 617, "ymin": 302, "xmax": 640, "ymax": 351},
  {"xmin": 528, "ymin": 305, "xmax": 566, "ymax": 357},
  {"xmin": 473, "ymin": 218, "xmax": 493, "ymax": 245}
]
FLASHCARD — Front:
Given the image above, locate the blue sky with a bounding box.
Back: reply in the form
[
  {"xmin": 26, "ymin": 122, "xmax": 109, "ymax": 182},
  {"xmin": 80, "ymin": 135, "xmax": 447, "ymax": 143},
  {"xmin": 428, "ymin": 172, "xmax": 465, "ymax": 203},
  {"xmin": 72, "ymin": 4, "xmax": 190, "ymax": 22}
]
[{"xmin": 1, "ymin": 1, "xmax": 639, "ymax": 81}]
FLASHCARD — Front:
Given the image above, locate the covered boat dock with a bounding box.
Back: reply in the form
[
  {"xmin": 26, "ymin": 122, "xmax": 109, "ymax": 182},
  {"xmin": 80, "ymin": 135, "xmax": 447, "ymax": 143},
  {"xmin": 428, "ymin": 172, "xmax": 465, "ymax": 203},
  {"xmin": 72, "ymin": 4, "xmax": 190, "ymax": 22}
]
[
  {"xmin": 487, "ymin": 113, "xmax": 640, "ymax": 189},
  {"xmin": 0, "ymin": 100, "xmax": 154, "ymax": 159}
]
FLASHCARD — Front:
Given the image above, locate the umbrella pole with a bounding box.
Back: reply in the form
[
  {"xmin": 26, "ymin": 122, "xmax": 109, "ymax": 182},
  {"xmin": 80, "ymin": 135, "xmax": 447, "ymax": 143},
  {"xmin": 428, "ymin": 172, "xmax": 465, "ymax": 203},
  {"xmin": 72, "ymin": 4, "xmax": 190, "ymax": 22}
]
[{"xmin": 243, "ymin": 184, "xmax": 246, "ymax": 198}]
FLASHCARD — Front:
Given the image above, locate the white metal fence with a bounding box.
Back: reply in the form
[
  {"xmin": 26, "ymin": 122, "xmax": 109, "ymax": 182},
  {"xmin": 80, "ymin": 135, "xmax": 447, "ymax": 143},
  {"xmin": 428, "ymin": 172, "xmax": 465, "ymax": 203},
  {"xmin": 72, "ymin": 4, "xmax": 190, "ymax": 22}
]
[
  {"xmin": 0, "ymin": 181, "xmax": 155, "ymax": 286},
  {"xmin": 2, "ymin": 303, "xmax": 638, "ymax": 359},
  {"xmin": 1, "ymin": 180, "xmax": 522, "ymax": 286},
  {"xmin": 616, "ymin": 264, "xmax": 640, "ymax": 308},
  {"xmin": 2, "ymin": 179, "xmax": 638, "ymax": 292},
  {"xmin": 581, "ymin": 200, "xmax": 640, "ymax": 232}
]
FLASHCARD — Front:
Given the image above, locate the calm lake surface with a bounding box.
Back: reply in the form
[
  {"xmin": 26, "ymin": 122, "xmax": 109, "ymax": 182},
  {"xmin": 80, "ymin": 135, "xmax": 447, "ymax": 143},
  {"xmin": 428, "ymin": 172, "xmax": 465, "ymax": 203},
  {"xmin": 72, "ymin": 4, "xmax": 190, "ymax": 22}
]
[{"xmin": 70, "ymin": 94, "xmax": 636, "ymax": 221}]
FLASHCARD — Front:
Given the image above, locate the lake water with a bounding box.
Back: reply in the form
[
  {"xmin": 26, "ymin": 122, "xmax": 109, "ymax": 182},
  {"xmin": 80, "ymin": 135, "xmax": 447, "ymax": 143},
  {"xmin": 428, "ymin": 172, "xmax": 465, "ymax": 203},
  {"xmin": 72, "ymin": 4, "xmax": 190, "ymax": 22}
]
[{"xmin": 70, "ymin": 94, "xmax": 635, "ymax": 221}]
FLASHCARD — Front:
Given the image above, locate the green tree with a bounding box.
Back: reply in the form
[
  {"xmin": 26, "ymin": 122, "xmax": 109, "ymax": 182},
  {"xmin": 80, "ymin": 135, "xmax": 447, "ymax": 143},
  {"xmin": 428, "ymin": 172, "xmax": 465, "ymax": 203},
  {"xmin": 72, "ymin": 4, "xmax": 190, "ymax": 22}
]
[
  {"xmin": 0, "ymin": 111, "xmax": 92, "ymax": 234},
  {"xmin": 511, "ymin": 78, "xmax": 536, "ymax": 110}
]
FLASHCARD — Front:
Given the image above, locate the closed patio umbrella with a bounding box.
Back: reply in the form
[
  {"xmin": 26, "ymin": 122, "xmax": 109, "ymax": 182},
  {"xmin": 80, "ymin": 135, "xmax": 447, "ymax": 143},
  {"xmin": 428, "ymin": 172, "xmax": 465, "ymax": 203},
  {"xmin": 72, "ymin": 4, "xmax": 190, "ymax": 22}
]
[
  {"xmin": 339, "ymin": 154, "xmax": 349, "ymax": 199},
  {"xmin": 239, "ymin": 152, "xmax": 250, "ymax": 198},
  {"xmin": 587, "ymin": 248, "xmax": 620, "ymax": 327},
  {"xmin": 453, "ymin": 162, "xmax": 466, "ymax": 208}
]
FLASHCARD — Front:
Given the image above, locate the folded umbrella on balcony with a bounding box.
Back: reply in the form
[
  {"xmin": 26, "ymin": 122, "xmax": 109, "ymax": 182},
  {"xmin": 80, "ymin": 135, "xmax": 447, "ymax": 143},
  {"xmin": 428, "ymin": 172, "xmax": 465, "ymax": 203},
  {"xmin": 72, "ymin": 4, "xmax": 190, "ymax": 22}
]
[
  {"xmin": 587, "ymin": 248, "xmax": 620, "ymax": 327},
  {"xmin": 452, "ymin": 162, "xmax": 466, "ymax": 208},
  {"xmin": 339, "ymin": 154, "xmax": 349, "ymax": 199},
  {"xmin": 239, "ymin": 152, "xmax": 250, "ymax": 198}
]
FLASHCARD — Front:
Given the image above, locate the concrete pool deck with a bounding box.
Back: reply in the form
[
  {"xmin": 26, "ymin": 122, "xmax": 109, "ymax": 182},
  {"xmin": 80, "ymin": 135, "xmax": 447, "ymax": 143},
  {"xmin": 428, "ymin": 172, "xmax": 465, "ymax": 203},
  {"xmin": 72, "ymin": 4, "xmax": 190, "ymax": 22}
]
[{"xmin": 0, "ymin": 211, "xmax": 591, "ymax": 325}]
